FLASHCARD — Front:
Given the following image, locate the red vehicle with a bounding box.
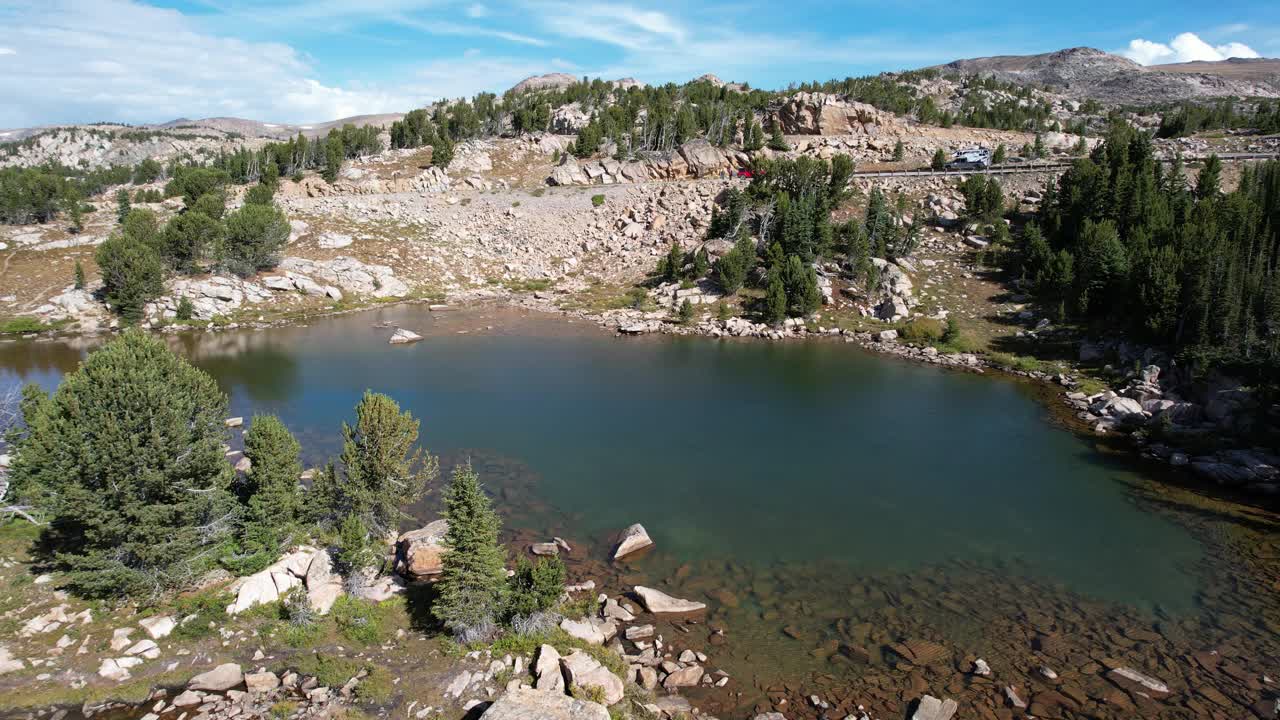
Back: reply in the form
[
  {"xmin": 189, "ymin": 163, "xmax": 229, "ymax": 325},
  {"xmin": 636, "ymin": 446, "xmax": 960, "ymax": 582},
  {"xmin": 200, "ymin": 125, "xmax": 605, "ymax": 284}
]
[{"xmin": 737, "ymin": 169, "xmax": 755, "ymax": 178}]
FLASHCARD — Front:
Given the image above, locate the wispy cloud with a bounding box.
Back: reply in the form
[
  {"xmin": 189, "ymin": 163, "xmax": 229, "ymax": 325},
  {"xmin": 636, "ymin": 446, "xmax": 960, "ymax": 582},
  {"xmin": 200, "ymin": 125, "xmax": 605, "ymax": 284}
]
[
  {"xmin": 0, "ymin": 47, "xmax": 16, "ymax": 56},
  {"xmin": 0, "ymin": 0, "xmax": 424, "ymax": 126},
  {"xmin": 1120, "ymin": 31, "xmax": 1260, "ymax": 66}
]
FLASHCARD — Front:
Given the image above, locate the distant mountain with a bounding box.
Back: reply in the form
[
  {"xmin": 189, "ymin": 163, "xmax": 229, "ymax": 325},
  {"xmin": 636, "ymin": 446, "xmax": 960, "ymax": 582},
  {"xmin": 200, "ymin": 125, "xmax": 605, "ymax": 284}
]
[{"xmin": 934, "ymin": 47, "xmax": 1280, "ymax": 104}]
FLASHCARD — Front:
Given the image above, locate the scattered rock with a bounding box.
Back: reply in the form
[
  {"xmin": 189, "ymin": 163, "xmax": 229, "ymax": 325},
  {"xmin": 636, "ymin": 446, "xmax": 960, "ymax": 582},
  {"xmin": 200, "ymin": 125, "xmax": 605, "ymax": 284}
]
[{"xmin": 633, "ymin": 586, "xmax": 707, "ymax": 614}]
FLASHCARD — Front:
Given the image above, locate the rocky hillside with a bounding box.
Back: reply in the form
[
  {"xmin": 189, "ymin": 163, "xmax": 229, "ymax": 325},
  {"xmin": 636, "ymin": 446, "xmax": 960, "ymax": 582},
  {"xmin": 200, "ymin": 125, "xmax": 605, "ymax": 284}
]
[{"xmin": 936, "ymin": 47, "xmax": 1280, "ymax": 104}]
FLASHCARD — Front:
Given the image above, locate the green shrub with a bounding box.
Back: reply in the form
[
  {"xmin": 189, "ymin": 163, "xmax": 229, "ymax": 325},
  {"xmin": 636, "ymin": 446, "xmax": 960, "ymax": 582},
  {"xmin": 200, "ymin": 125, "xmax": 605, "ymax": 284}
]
[
  {"xmin": 507, "ymin": 555, "xmax": 565, "ymax": 618},
  {"xmin": 590, "ymin": 194, "xmax": 605, "ymax": 207},
  {"xmin": 171, "ymin": 589, "xmax": 234, "ymax": 640},
  {"xmin": 175, "ymin": 297, "xmax": 195, "ymax": 321},
  {"xmin": 331, "ymin": 596, "xmax": 383, "ymax": 645},
  {"xmin": 898, "ymin": 318, "xmax": 944, "ymax": 343}
]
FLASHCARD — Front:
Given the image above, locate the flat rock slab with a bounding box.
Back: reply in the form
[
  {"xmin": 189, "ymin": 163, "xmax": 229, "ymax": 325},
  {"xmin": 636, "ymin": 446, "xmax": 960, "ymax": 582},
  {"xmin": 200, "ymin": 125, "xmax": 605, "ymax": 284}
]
[
  {"xmin": 480, "ymin": 687, "xmax": 609, "ymax": 720},
  {"xmin": 189, "ymin": 663, "xmax": 243, "ymax": 692},
  {"xmin": 633, "ymin": 585, "xmax": 706, "ymax": 614},
  {"xmin": 912, "ymin": 695, "xmax": 958, "ymax": 720}
]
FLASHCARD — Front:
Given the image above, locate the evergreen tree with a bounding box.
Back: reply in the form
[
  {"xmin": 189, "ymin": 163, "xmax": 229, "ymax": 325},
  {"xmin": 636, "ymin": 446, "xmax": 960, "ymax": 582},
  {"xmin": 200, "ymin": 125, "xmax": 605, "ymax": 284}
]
[
  {"xmin": 6, "ymin": 331, "xmax": 235, "ymax": 598},
  {"xmin": 931, "ymin": 149, "xmax": 947, "ymax": 170},
  {"xmin": 308, "ymin": 391, "xmax": 438, "ymax": 537},
  {"xmin": 435, "ymin": 461, "xmax": 507, "ymax": 640},
  {"xmin": 691, "ymin": 248, "xmax": 710, "ymax": 278},
  {"xmin": 662, "ymin": 243, "xmax": 683, "ymax": 282},
  {"xmin": 121, "ymin": 208, "xmax": 162, "ymax": 250},
  {"xmin": 1033, "ymin": 133, "xmax": 1047, "ymax": 159},
  {"xmin": 95, "ymin": 233, "xmax": 164, "ymax": 321},
  {"xmin": 506, "ymin": 555, "xmax": 565, "ymax": 618},
  {"xmin": 192, "ymin": 190, "xmax": 227, "ymax": 220},
  {"xmin": 892, "ymin": 140, "xmax": 905, "ymax": 161},
  {"xmin": 161, "ymin": 211, "xmax": 223, "ymax": 273},
  {"xmin": 744, "ymin": 121, "xmax": 765, "ymax": 152},
  {"xmin": 221, "ymin": 203, "xmax": 289, "ymax": 274},
  {"xmin": 764, "ymin": 273, "xmax": 787, "ymax": 324},
  {"xmin": 767, "ymin": 125, "xmax": 790, "ymax": 152},
  {"xmin": 115, "ymin": 189, "xmax": 131, "ymax": 224},
  {"xmin": 678, "ymin": 298, "xmax": 694, "ymax": 323},
  {"xmin": 235, "ymin": 415, "xmax": 303, "ymax": 573},
  {"xmin": 1196, "ymin": 154, "xmax": 1222, "ymax": 200},
  {"xmin": 73, "ymin": 260, "xmax": 85, "ymax": 290},
  {"xmin": 992, "ymin": 144, "xmax": 1007, "ymax": 165},
  {"xmin": 323, "ymin": 135, "xmax": 344, "ymax": 183},
  {"xmin": 432, "ymin": 135, "xmax": 455, "ymax": 168}
]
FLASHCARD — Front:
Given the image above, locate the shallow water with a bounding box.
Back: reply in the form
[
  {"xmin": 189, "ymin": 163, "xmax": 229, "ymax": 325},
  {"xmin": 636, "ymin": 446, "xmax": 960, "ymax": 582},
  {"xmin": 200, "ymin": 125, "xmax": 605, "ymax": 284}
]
[{"xmin": 3, "ymin": 305, "xmax": 1275, "ymax": 717}]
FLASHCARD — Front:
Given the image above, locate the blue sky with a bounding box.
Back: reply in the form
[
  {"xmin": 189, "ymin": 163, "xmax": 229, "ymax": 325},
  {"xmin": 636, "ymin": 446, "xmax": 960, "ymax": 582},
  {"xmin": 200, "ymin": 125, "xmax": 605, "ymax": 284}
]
[{"xmin": 0, "ymin": 0, "xmax": 1277, "ymax": 128}]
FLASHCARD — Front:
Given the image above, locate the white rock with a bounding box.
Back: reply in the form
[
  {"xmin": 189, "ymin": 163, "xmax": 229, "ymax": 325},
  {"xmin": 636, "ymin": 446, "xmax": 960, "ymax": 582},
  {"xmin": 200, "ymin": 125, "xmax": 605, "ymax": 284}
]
[
  {"xmin": 633, "ymin": 586, "xmax": 706, "ymax": 614},
  {"xmin": 612, "ymin": 523, "xmax": 653, "ymax": 560},
  {"xmin": 389, "ymin": 328, "xmax": 424, "ymax": 345},
  {"xmin": 139, "ymin": 615, "xmax": 176, "ymax": 640}
]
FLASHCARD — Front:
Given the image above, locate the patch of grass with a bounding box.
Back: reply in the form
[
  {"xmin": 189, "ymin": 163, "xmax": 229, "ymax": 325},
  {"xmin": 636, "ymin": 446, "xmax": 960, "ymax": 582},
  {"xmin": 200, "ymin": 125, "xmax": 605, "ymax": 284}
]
[
  {"xmin": 459, "ymin": 198, "xmax": 472, "ymax": 206},
  {"xmin": 0, "ymin": 317, "xmax": 50, "ymax": 334},
  {"xmin": 270, "ymin": 700, "xmax": 299, "ymax": 719},
  {"xmin": 504, "ymin": 278, "xmax": 552, "ymax": 293},
  {"xmin": 171, "ymin": 588, "xmax": 235, "ymax": 640},
  {"xmin": 591, "ymin": 194, "xmax": 605, "ymax": 207},
  {"xmin": 1074, "ymin": 377, "xmax": 1108, "ymax": 396},
  {"xmin": 331, "ymin": 596, "xmax": 384, "ymax": 645},
  {"xmin": 987, "ymin": 352, "xmax": 1051, "ymax": 374},
  {"xmin": 354, "ymin": 665, "xmax": 395, "ymax": 703},
  {"xmin": 529, "ymin": 188, "xmax": 547, "ymax": 197},
  {"xmin": 571, "ymin": 683, "xmax": 607, "ymax": 704},
  {"xmin": 283, "ymin": 619, "xmax": 327, "ymax": 647},
  {"xmin": 291, "ymin": 653, "xmax": 365, "ymax": 688}
]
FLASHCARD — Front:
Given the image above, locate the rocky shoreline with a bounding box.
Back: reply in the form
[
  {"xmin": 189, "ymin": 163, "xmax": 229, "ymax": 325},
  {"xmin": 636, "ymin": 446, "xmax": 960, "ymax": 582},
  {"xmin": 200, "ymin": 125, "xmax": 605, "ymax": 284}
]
[{"xmin": 5, "ymin": 283, "xmax": 1276, "ymax": 503}]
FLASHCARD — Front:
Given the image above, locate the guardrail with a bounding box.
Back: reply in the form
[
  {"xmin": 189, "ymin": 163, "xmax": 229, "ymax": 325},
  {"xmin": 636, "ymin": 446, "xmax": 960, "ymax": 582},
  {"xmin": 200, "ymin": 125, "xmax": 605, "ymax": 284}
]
[{"xmin": 846, "ymin": 152, "xmax": 1280, "ymax": 180}]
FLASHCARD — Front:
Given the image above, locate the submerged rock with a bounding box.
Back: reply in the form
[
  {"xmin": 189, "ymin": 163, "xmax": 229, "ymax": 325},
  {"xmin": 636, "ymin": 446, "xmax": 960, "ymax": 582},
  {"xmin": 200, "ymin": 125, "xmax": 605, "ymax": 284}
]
[
  {"xmin": 633, "ymin": 586, "xmax": 706, "ymax": 614},
  {"xmin": 911, "ymin": 695, "xmax": 958, "ymax": 720}
]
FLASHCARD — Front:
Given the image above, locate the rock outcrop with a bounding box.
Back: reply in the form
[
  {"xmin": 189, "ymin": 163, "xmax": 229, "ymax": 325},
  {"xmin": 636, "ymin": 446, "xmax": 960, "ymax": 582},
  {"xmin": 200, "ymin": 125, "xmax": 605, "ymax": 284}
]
[{"xmin": 773, "ymin": 93, "xmax": 900, "ymax": 136}]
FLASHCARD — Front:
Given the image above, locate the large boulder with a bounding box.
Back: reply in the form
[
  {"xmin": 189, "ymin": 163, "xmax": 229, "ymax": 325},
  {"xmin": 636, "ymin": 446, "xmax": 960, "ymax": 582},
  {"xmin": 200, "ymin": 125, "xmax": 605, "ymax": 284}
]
[
  {"xmin": 534, "ymin": 644, "xmax": 565, "ymax": 692},
  {"xmin": 912, "ymin": 695, "xmax": 959, "ymax": 720},
  {"xmin": 612, "ymin": 523, "xmax": 654, "ymax": 560},
  {"xmin": 633, "ymin": 586, "xmax": 706, "ymax": 614},
  {"xmin": 395, "ymin": 519, "xmax": 449, "ymax": 579},
  {"xmin": 188, "ymin": 663, "xmax": 244, "ymax": 692},
  {"xmin": 480, "ymin": 687, "xmax": 609, "ymax": 720},
  {"xmin": 560, "ymin": 651, "xmax": 625, "ymax": 706},
  {"xmin": 678, "ymin": 139, "xmax": 730, "ymax": 177}
]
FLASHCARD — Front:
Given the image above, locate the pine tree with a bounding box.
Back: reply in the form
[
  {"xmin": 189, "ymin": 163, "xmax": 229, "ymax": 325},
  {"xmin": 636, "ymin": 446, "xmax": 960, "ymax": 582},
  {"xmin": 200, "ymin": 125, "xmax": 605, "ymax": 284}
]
[
  {"xmin": 221, "ymin": 203, "xmax": 289, "ymax": 274},
  {"xmin": 6, "ymin": 331, "xmax": 235, "ymax": 598},
  {"xmin": 931, "ymin": 149, "xmax": 946, "ymax": 170},
  {"xmin": 308, "ymin": 391, "xmax": 438, "ymax": 537},
  {"xmin": 662, "ymin": 242, "xmax": 683, "ymax": 282},
  {"xmin": 432, "ymin": 135, "xmax": 455, "ymax": 168},
  {"xmin": 767, "ymin": 125, "xmax": 790, "ymax": 152},
  {"xmin": 1033, "ymin": 133, "xmax": 1047, "ymax": 159},
  {"xmin": 115, "ymin": 189, "xmax": 131, "ymax": 224},
  {"xmin": 236, "ymin": 415, "xmax": 303, "ymax": 572},
  {"xmin": 73, "ymin": 261, "xmax": 85, "ymax": 290},
  {"xmin": 436, "ymin": 461, "xmax": 508, "ymax": 641},
  {"xmin": 1196, "ymin": 154, "xmax": 1222, "ymax": 200},
  {"xmin": 892, "ymin": 140, "xmax": 905, "ymax": 161},
  {"xmin": 678, "ymin": 298, "xmax": 694, "ymax": 324},
  {"xmin": 764, "ymin": 273, "xmax": 787, "ymax": 324},
  {"xmin": 95, "ymin": 233, "xmax": 164, "ymax": 321},
  {"xmin": 992, "ymin": 144, "xmax": 1007, "ymax": 165}
]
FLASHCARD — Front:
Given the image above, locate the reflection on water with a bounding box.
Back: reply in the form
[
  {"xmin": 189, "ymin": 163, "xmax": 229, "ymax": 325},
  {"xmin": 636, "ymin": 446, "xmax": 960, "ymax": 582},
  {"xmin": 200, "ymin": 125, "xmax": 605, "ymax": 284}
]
[{"xmin": 2, "ymin": 306, "xmax": 1277, "ymax": 719}]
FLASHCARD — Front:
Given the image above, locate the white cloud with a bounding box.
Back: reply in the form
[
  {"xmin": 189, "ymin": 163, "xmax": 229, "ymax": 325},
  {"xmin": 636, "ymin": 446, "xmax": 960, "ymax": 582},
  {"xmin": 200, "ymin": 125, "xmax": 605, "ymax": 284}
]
[
  {"xmin": 1120, "ymin": 31, "xmax": 1260, "ymax": 66},
  {"xmin": 466, "ymin": 3, "xmax": 489, "ymax": 18},
  {"xmin": 0, "ymin": 0, "xmax": 423, "ymax": 127},
  {"xmin": 0, "ymin": 47, "xmax": 16, "ymax": 56}
]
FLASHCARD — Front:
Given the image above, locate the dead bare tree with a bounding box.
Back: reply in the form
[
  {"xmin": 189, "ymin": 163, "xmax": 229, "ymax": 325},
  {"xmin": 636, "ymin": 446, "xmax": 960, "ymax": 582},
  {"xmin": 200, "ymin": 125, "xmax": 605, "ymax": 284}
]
[{"xmin": 0, "ymin": 384, "xmax": 41, "ymax": 524}]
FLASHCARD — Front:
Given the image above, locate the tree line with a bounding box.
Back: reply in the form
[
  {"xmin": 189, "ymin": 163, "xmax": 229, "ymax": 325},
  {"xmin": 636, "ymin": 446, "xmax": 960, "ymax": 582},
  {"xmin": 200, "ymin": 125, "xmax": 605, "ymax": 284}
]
[
  {"xmin": 1154, "ymin": 99, "xmax": 1280, "ymax": 138},
  {"xmin": 1011, "ymin": 121, "xmax": 1280, "ymax": 379},
  {"xmin": 1, "ymin": 331, "xmax": 564, "ymax": 641}
]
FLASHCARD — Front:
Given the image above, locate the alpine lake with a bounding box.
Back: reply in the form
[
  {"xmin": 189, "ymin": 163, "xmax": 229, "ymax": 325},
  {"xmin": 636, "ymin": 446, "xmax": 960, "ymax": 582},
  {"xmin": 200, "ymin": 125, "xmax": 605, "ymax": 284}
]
[{"xmin": 2, "ymin": 304, "xmax": 1277, "ymax": 719}]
